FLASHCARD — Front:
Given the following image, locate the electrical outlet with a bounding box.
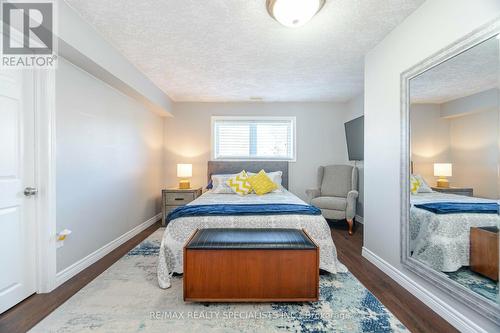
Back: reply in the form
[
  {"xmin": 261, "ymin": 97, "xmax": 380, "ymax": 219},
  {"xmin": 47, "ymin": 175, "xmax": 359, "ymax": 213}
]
[{"xmin": 56, "ymin": 229, "xmax": 72, "ymax": 248}]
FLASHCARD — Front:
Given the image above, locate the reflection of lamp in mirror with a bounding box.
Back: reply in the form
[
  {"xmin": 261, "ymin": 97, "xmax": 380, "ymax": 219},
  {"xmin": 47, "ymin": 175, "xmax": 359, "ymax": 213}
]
[
  {"xmin": 177, "ymin": 164, "xmax": 192, "ymax": 189},
  {"xmin": 434, "ymin": 163, "xmax": 452, "ymax": 188}
]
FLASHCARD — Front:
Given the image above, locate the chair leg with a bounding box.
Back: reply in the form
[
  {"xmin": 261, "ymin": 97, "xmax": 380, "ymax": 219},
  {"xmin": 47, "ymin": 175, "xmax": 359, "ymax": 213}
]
[{"xmin": 347, "ymin": 218, "xmax": 354, "ymax": 236}]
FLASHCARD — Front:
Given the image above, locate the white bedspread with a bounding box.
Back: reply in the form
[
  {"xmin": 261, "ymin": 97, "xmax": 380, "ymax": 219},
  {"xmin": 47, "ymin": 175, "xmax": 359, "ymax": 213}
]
[
  {"xmin": 157, "ymin": 190, "xmax": 345, "ymax": 289},
  {"xmin": 410, "ymin": 192, "xmax": 500, "ymax": 272}
]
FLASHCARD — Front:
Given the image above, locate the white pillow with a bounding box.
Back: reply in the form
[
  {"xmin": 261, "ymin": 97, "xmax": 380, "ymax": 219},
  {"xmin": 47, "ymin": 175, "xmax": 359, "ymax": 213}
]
[
  {"xmin": 414, "ymin": 174, "xmax": 433, "ymax": 193},
  {"xmin": 211, "ymin": 173, "xmax": 238, "ymax": 194},
  {"xmin": 247, "ymin": 170, "xmax": 284, "ymax": 192}
]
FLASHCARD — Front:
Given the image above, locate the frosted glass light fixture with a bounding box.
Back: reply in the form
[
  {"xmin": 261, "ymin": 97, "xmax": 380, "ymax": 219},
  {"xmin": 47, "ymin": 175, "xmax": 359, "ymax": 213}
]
[
  {"xmin": 266, "ymin": 0, "xmax": 326, "ymax": 28},
  {"xmin": 177, "ymin": 163, "xmax": 192, "ymax": 189},
  {"xmin": 433, "ymin": 163, "xmax": 452, "ymax": 188}
]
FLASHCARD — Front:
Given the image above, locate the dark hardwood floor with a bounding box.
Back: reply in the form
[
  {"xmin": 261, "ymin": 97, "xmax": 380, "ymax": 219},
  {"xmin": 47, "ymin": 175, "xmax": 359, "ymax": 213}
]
[
  {"xmin": 330, "ymin": 222, "xmax": 457, "ymax": 333},
  {"xmin": 0, "ymin": 221, "xmax": 457, "ymax": 333},
  {"xmin": 0, "ymin": 222, "xmax": 161, "ymax": 333}
]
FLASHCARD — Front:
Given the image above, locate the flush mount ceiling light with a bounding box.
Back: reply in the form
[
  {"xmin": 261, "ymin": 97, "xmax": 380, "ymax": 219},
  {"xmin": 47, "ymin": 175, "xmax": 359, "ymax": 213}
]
[{"xmin": 266, "ymin": 0, "xmax": 326, "ymax": 28}]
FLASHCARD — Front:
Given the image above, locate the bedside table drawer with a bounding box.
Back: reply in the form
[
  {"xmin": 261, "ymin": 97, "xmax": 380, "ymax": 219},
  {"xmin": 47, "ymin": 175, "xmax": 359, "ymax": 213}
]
[
  {"xmin": 164, "ymin": 192, "xmax": 195, "ymax": 205},
  {"xmin": 164, "ymin": 205, "xmax": 179, "ymax": 215},
  {"xmin": 162, "ymin": 187, "xmax": 202, "ymax": 226}
]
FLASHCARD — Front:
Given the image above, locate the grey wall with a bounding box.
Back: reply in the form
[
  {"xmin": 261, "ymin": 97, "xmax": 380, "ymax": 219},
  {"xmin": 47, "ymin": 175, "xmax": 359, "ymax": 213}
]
[
  {"xmin": 364, "ymin": 0, "xmax": 500, "ymax": 331},
  {"xmin": 164, "ymin": 102, "xmax": 351, "ymax": 201},
  {"xmin": 56, "ymin": 59, "xmax": 164, "ymax": 272}
]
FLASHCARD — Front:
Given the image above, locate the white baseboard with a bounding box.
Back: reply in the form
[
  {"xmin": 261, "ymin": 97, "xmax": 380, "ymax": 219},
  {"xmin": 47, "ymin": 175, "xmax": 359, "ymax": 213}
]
[
  {"xmin": 355, "ymin": 215, "xmax": 363, "ymax": 224},
  {"xmin": 361, "ymin": 247, "xmax": 486, "ymax": 333},
  {"xmin": 55, "ymin": 213, "xmax": 161, "ymax": 287}
]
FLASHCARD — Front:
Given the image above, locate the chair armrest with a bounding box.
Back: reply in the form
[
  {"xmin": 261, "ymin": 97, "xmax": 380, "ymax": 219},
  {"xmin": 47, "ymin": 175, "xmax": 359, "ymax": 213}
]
[
  {"xmin": 305, "ymin": 189, "xmax": 320, "ymax": 203},
  {"xmin": 346, "ymin": 190, "xmax": 359, "ymax": 220},
  {"xmin": 347, "ymin": 190, "xmax": 359, "ymax": 200}
]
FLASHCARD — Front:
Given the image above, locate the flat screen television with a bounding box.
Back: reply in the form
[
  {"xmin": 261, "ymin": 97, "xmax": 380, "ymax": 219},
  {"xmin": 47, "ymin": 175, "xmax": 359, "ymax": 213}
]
[{"xmin": 344, "ymin": 116, "xmax": 364, "ymax": 161}]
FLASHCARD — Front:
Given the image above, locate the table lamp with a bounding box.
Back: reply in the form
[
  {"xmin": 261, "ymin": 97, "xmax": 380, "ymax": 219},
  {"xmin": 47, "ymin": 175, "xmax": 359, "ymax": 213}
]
[
  {"xmin": 177, "ymin": 164, "xmax": 192, "ymax": 189},
  {"xmin": 433, "ymin": 163, "xmax": 452, "ymax": 188}
]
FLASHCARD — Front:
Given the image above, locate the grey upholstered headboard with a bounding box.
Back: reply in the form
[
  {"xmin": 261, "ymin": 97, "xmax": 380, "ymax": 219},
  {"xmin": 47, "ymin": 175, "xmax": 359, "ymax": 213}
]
[{"xmin": 207, "ymin": 161, "xmax": 289, "ymax": 189}]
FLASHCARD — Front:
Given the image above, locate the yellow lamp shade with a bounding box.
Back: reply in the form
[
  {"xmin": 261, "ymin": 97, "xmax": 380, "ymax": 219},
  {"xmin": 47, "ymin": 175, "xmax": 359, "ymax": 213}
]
[
  {"xmin": 177, "ymin": 164, "xmax": 192, "ymax": 178},
  {"xmin": 433, "ymin": 163, "xmax": 452, "ymax": 177}
]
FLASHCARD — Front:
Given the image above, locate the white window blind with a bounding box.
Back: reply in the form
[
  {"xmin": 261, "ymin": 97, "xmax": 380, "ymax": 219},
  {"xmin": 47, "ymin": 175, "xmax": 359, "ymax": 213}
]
[{"xmin": 212, "ymin": 117, "xmax": 296, "ymax": 161}]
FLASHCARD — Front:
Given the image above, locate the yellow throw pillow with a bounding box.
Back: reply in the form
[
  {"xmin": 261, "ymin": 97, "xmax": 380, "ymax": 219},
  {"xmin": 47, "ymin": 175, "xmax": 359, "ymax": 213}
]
[
  {"xmin": 247, "ymin": 170, "xmax": 278, "ymax": 195},
  {"xmin": 226, "ymin": 170, "xmax": 252, "ymax": 196},
  {"xmin": 410, "ymin": 175, "xmax": 421, "ymax": 194}
]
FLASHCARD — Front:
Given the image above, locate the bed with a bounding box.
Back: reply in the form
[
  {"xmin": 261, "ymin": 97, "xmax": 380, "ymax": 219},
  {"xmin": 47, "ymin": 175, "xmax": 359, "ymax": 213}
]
[
  {"xmin": 410, "ymin": 191, "xmax": 500, "ymax": 272},
  {"xmin": 157, "ymin": 161, "xmax": 345, "ymax": 289}
]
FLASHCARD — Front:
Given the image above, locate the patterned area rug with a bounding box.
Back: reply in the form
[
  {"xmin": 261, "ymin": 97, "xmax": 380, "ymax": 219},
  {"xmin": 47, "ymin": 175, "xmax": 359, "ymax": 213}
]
[
  {"xmin": 446, "ymin": 267, "xmax": 499, "ymax": 304},
  {"xmin": 32, "ymin": 229, "xmax": 407, "ymax": 332}
]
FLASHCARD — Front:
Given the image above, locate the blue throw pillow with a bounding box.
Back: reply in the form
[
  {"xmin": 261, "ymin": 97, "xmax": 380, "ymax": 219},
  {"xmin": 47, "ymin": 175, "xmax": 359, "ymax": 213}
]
[{"xmin": 206, "ymin": 180, "xmax": 213, "ymax": 189}]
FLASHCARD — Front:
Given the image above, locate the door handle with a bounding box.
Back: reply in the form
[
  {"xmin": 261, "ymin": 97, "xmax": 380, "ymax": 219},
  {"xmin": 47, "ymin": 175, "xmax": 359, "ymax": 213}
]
[{"xmin": 24, "ymin": 187, "xmax": 38, "ymax": 197}]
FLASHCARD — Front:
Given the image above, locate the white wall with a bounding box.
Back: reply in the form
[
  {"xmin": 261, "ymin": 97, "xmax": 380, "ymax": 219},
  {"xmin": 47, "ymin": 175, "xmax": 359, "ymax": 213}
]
[
  {"xmin": 443, "ymin": 89, "xmax": 499, "ymax": 199},
  {"xmin": 411, "ymin": 99, "xmax": 499, "ymax": 198},
  {"xmin": 364, "ymin": 0, "xmax": 500, "ymax": 331},
  {"xmin": 56, "ymin": 59, "xmax": 164, "ymax": 272},
  {"xmin": 410, "ymin": 104, "xmax": 451, "ymax": 183},
  {"xmin": 345, "ymin": 94, "xmax": 364, "ymax": 218},
  {"xmin": 449, "ymin": 109, "xmax": 499, "ymax": 198},
  {"xmin": 58, "ymin": 1, "xmax": 173, "ymax": 116},
  {"xmin": 441, "ymin": 88, "xmax": 499, "ymax": 118},
  {"xmin": 164, "ymin": 102, "xmax": 351, "ymax": 201}
]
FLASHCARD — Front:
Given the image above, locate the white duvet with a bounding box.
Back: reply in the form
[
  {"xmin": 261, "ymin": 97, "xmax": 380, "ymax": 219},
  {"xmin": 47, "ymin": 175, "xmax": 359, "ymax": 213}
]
[
  {"xmin": 410, "ymin": 192, "xmax": 500, "ymax": 272},
  {"xmin": 157, "ymin": 190, "xmax": 345, "ymax": 289}
]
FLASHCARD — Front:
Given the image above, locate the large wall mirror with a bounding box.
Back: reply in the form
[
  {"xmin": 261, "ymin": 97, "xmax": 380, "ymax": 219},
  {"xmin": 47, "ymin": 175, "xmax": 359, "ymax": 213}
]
[{"xmin": 401, "ymin": 19, "xmax": 500, "ymax": 323}]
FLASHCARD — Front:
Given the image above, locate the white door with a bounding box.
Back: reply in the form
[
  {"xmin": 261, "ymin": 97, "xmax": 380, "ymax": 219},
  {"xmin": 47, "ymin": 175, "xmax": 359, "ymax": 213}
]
[{"xmin": 0, "ymin": 69, "xmax": 36, "ymax": 314}]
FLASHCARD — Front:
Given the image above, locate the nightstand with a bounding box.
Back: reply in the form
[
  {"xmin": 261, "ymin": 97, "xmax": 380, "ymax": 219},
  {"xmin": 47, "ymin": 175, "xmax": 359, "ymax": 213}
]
[
  {"xmin": 431, "ymin": 186, "xmax": 473, "ymax": 197},
  {"xmin": 162, "ymin": 187, "xmax": 202, "ymax": 226}
]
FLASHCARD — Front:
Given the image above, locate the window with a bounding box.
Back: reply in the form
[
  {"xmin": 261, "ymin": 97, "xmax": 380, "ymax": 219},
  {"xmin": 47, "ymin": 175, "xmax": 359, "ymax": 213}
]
[{"xmin": 212, "ymin": 116, "xmax": 296, "ymax": 161}]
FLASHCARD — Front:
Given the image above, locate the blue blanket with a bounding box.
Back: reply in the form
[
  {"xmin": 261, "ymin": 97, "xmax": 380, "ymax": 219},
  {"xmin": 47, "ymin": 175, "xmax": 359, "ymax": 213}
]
[
  {"xmin": 167, "ymin": 204, "xmax": 321, "ymax": 223},
  {"xmin": 414, "ymin": 202, "xmax": 499, "ymax": 215}
]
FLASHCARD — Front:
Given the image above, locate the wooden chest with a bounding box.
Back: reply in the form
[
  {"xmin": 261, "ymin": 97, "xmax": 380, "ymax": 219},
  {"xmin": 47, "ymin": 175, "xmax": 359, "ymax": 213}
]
[
  {"xmin": 183, "ymin": 228, "xmax": 319, "ymax": 302},
  {"xmin": 470, "ymin": 226, "xmax": 499, "ymax": 281}
]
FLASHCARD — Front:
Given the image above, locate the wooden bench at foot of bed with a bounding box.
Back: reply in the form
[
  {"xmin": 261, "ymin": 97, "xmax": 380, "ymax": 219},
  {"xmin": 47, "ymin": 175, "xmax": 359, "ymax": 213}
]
[
  {"xmin": 183, "ymin": 228, "xmax": 319, "ymax": 302},
  {"xmin": 470, "ymin": 226, "xmax": 499, "ymax": 281}
]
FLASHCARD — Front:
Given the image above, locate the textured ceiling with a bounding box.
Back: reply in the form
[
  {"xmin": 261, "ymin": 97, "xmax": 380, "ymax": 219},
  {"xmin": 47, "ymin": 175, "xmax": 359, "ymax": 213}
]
[
  {"xmin": 410, "ymin": 36, "xmax": 499, "ymax": 104},
  {"xmin": 65, "ymin": 0, "xmax": 424, "ymax": 102}
]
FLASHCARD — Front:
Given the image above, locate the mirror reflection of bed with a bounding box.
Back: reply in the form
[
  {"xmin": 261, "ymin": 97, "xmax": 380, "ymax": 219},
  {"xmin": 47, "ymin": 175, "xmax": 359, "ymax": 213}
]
[{"xmin": 408, "ymin": 35, "xmax": 500, "ymax": 305}]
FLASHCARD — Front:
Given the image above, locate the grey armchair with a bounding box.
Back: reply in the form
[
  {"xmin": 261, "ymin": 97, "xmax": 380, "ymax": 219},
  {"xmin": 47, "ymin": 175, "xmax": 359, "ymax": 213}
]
[{"xmin": 306, "ymin": 165, "xmax": 359, "ymax": 235}]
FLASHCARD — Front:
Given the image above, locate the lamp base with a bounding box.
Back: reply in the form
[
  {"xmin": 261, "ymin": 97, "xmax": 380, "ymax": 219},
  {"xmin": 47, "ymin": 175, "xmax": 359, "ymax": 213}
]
[
  {"xmin": 179, "ymin": 180, "xmax": 191, "ymax": 189},
  {"xmin": 436, "ymin": 178, "xmax": 449, "ymax": 188}
]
